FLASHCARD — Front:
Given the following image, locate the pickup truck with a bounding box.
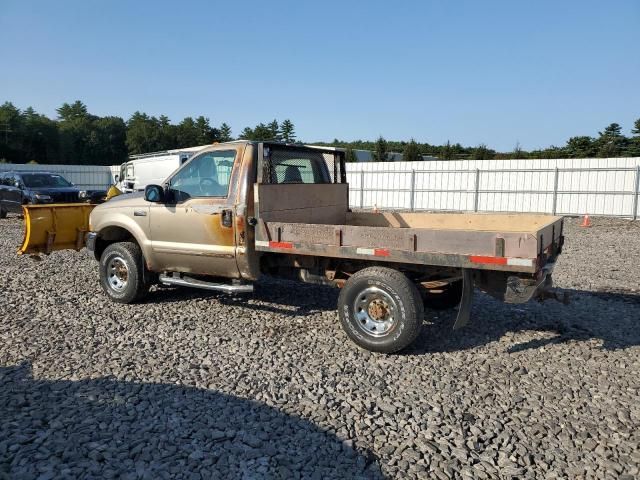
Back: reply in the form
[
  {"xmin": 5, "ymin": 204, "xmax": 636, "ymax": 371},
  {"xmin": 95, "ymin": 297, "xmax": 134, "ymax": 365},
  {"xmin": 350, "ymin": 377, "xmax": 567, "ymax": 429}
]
[{"xmin": 19, "ymin": 141, "xmax": 564, "ymax": 353}]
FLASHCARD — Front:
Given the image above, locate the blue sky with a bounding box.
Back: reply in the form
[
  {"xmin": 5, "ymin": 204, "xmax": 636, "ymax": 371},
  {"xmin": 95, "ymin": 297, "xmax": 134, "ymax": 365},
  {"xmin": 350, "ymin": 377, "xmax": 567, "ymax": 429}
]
[{"xmin": 1, "ymin": 0, "xmax": 638, "ymax": 151}]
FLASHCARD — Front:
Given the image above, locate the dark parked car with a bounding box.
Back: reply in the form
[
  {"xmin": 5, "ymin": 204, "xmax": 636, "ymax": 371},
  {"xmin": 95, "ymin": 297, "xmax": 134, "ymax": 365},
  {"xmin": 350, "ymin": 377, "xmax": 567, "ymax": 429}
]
[{"xmin": 0, "ymin": 171, "xmax": 105, "ymax": 218}]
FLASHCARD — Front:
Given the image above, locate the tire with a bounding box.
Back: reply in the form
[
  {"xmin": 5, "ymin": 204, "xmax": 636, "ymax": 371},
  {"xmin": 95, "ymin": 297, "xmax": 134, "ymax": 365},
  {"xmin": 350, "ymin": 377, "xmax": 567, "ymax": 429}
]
[
  {"xmin": 422, "ymin": 280, "xmax": 463, "ymax": 310},
  {"xmin": 338, "ymin": 266, "xmax": 424, "ymax": 353},
  {"xmin": 0, "ymin": 206, "xmax": 6, "ymax": 219},
  {"xmin": 99, "ymin": 241, "xmax": 149, "ymax": 303}
]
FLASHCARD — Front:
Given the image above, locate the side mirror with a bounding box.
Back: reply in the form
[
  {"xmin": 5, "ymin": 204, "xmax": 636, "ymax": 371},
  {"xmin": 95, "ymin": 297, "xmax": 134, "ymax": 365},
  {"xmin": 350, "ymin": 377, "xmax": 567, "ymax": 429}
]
[
  {"xmin": 114, "ymin": 175, "xmax": 119, "ymax": 182},
  {"xmin": 144, "ymin": 184, "xmax": 165, "ymax": 203}
]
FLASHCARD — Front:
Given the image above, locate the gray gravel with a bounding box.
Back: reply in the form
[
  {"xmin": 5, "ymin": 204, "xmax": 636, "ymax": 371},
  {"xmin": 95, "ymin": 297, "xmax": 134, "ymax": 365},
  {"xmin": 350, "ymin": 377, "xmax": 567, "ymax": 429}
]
[{"xmin": 1, "ymin": 214, "xmax": 639, "ymax": 479}]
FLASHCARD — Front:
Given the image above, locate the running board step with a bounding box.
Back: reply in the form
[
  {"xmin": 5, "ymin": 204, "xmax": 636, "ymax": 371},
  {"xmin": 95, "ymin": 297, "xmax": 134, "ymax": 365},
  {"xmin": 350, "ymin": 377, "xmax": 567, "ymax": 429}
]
[{"xmin": 159, "ymin": 274, "xmax": 253, "ymax": 293}]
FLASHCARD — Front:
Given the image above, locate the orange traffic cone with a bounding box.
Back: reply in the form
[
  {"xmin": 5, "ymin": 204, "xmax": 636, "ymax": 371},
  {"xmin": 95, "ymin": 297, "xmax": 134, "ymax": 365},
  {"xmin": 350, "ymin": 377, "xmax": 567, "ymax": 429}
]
[{"xmin": 580, "ymin": 214, "xmax": 591, "ymax": 228}]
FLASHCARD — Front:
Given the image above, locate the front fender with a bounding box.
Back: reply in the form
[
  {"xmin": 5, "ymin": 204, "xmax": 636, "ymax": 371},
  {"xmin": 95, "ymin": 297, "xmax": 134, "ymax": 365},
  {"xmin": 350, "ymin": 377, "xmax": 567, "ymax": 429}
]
[{"xmin": 91, "ymin": 210, "xmax": 154, "ymax": 267}]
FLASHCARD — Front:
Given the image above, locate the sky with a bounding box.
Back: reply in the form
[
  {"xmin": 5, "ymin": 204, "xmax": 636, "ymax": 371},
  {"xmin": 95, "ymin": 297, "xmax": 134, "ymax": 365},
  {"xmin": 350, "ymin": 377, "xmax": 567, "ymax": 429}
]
[{"xmin": 1, "ymin": 0, "xmax": 638, "ymax": 151}]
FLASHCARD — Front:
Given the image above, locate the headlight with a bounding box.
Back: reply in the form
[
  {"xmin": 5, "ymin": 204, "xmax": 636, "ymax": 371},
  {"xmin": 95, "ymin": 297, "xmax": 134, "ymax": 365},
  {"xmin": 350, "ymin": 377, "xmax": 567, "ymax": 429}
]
[
  {"xmin": 34, "ymin": 194, "xmax": 52, "ymax": 201},
  {"xmin": 79, "ymin": 191, "xmax": 88, "ymax": 199}
]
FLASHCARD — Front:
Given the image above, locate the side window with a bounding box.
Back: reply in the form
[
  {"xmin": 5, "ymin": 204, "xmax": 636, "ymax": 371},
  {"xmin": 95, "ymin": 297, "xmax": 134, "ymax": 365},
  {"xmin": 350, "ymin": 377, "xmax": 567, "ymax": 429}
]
[{"xmin": 169, "ymin": 150, "xmax": 236, "ymax": 202}]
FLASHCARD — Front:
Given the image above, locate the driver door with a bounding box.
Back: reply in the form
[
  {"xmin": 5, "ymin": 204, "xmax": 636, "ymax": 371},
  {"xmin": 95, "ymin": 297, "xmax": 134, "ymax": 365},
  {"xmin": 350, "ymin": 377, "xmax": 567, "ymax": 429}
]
[{"xmin": 148, "ymin": 148, "xmax": 240, "ymax": 278}]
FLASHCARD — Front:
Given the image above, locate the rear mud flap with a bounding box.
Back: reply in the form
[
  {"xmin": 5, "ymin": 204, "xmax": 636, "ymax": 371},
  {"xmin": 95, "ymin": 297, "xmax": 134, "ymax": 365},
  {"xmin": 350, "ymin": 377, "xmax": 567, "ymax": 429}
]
[
  {"xmin": 452, "ymin": 268, "xmax": 474, "ymax": 330},
  {"xmin": 19, "ymin": 204, "xmax": 95, "ymax": 255}
]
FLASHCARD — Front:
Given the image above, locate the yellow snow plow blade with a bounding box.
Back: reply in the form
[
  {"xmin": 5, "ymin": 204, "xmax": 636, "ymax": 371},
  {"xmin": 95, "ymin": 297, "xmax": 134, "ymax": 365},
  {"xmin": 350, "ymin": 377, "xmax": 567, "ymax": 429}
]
[
  {"xmin": 106, "ymin": 184, "xmax": 122, "ymax": 200},
  {"xmin": 19, "ymin": 204, "xmax": 96, "ymax": 255}
]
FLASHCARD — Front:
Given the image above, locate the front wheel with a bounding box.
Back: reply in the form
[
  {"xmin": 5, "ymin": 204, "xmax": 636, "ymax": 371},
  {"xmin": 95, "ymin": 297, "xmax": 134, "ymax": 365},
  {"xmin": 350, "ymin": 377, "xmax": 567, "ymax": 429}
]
[
  {"xmin": 338, "ymin": 267, "xmax": 424, "ymax": 353},
  {"xmin": 99, "ymin": 241, "xmax": 149, "ymax": 303}
]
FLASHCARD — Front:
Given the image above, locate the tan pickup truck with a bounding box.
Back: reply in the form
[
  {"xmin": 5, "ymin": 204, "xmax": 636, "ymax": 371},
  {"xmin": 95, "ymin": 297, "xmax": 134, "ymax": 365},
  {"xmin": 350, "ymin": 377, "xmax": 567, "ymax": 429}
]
[{"xmin": 19, "ymin": 141, "xmax": 564, "ymax": 353}]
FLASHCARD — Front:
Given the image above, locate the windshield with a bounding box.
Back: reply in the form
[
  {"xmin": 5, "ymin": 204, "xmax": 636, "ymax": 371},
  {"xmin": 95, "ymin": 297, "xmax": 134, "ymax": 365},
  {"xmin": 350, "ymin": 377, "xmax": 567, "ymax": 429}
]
[{"xmin": 22, "ymin": 173, "xmax": 73, "ymax": 188}]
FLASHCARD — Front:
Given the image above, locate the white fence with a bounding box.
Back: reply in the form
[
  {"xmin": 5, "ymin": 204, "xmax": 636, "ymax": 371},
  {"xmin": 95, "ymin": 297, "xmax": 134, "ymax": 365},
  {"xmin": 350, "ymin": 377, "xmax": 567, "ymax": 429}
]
[
  {"xmin": 0, "ymin": 163, "xmax": 114, "ymax": 190},
  {"xmin": 346, "ymin": 157, "xmax": 640, "ymax": 219}
]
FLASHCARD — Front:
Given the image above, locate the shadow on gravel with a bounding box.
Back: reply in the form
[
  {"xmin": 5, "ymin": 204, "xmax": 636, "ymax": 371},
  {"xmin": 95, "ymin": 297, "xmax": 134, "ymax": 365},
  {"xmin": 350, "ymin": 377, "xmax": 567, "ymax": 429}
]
[
  {"xmin": 148, "ymin": 278, "xmax": 339, "ymax": 316},
  {"xmin": 407, "ymin": 289, "xmax": 640, "ymax": 355},
  {"xmin": 0, "ymin": 362, "xmax": 382, "ymax": 479}
]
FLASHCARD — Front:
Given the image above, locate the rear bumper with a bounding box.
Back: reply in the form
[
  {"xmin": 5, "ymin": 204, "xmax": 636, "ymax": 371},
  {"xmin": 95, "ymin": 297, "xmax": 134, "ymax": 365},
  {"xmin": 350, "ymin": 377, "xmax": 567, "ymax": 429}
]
[
  {"xmin": 504, "ymin": 262, "xmax": 555, "ymax": 304},
  {"xmin": 86, "ymin": 232, "xmax": 97, "ymax": 252}
]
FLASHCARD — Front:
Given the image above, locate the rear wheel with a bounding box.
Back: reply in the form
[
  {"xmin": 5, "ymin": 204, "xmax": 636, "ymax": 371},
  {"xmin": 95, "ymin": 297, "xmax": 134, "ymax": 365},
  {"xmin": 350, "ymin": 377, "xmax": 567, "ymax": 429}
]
[
  {"xmin": 99, "ymin": 242, "xmax": 149, "ymax": 303},
  {"xmin": 338, "ymin": 267, "xmax": 423, "ymax": 353}
]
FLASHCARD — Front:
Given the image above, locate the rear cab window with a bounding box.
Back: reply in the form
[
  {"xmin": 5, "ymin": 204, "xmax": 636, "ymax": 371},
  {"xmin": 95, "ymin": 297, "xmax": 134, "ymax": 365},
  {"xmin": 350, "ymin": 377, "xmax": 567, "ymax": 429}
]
[{"xmin": 264, "ymin": 146, "xmax": 337, "ymax": 185}]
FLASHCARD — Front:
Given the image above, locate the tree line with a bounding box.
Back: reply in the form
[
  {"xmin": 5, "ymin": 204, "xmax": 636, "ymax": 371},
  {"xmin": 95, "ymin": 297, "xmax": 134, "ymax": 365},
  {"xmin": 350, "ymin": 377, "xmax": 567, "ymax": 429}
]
[
  {"xmin": 319, "ymin": 120, "xmax": 640, "ymax": 162},
  {"xmin": 0, "ymin": 100, "xmax": 296, "ymax": 165},
  {"xmin": 1, "ymin": 100, "xmax": 639, "ymax": 165}
]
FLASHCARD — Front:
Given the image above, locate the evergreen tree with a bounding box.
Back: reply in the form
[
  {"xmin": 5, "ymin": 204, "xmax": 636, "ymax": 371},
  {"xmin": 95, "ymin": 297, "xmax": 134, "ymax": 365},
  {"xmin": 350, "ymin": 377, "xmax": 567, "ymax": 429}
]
[
  {"xmin": 57, "ymin": 100, "xmax": 94, "ymax": 164},
  {"xmin": 402, "ymin": 139, "xmax": 421, "ymax": 162},
  {"xmin": 345, "ymin": 147, "xmax": 357, "ymax": 163},
  {"xmin": 176, "ymin": 117, "xmax": 200, "ymax": 147},
  {"xmin": 280, "ymin": 119, "xmax": 296, "ymax": 142},
  {"xmin": 56, "ymin": 101, "xmax": 89, "ymax": 121},
  {"xmin": 472, "ymin": 144, "xmax": 493, "ymax": 160},
  {"xmin": 219, "ymin": 123, "xmax": 233, "ymax": 142},
  {"xmin": 157, "ymin": 115, "xmax": 177, "ymax": 150},
  {"xmin": 373, "ymin": 136, "xmax": 390, "ymax": 162},
  {"xmin": 511, "ymin": 141, "xmax": 525, "ymax": 159},
  {"xmin": 126, "ymin": 112, "xmax": 162, "ymax": 155},
  {"xmin": 626, "ymin": 118, "xmax": 640, "ymax": 156},
  {"xmin": 441, "ymin": 140, "xmax": 453, "ymax": 160},
  {"xmin": 239, "ymin": 126, "xmax": 254, "ymax": 140},
  {"xmin": 597, "ymin": 122, "xmax": 626, "ymax": 157},
  {"xmin": 268, "ymin": 119, "xmax": 281, "ymax": 141},
  {"xmin": 565, "ymin": 136, "xmax": 596, "ymax": 158},
  {"xmin": 253, "ymin": 123, "xmax": 273, "ymax": 140}
]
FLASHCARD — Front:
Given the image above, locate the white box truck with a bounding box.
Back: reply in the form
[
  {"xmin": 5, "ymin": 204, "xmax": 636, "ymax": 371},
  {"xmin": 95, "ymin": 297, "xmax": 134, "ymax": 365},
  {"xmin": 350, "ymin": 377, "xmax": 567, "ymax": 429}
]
[{"xmin": 115, "ymin": 145, "xmax": 209, "ymax": 193}]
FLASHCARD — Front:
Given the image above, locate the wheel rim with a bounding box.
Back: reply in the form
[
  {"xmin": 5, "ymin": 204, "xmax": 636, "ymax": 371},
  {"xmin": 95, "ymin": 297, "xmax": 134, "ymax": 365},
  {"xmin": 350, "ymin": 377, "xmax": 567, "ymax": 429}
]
[
  {"xmin": 353, "ymin": 287, "xmax": 398, "ymax": 337},
  {"xmin": 107, "ymin": 256, "xmax": 129, "ymax": 292}
]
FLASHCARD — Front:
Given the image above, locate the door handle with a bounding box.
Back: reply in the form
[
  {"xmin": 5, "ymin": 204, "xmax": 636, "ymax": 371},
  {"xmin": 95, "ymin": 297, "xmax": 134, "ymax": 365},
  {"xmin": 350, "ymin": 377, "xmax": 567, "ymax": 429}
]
[{"xmin": 221, "ymin": 209, "xmax": 233, "ymax": 227}]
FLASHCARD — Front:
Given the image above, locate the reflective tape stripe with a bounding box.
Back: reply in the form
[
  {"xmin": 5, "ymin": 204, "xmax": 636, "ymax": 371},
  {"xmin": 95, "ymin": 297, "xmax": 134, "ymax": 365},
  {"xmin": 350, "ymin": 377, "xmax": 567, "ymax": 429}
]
[
  {"xmin": 269, "ymin": 241, "xmax": 293, "ymax": 249},
  {"xmin": 255, "ymin": 240, "xmax": 294, "ymax": 249},
  {"xmin": 470, "ymin": 255, "xmax": 534, "ymax": 267},
  {"xmin": 470, "ymin": 255, "xmax": 507, "ymax": 265},
  {"xmin": 356, "ymin": 247, "xmax": 390, "ymax": 257},
  {"xmin": 506, "ymin": 258, "xmax": 534, "ymax": 267}
]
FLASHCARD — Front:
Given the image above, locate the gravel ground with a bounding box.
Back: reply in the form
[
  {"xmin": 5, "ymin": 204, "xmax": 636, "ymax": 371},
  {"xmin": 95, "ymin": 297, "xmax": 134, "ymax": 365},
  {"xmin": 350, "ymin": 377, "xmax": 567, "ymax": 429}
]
[{"xmin": 1, "ymin": 215, "xmax": 639, "ymax": 479}]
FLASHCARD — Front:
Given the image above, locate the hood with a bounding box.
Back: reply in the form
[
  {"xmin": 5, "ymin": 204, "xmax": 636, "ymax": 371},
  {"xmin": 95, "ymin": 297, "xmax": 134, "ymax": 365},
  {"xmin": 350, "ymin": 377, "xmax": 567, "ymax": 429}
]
[
  {"xmin": 30, "ymin": 187, "xmax": 80, "ymax": 195},
  {"xmin": 96, "ymin": 191, "xmax": 147, "ymax": 209}
]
